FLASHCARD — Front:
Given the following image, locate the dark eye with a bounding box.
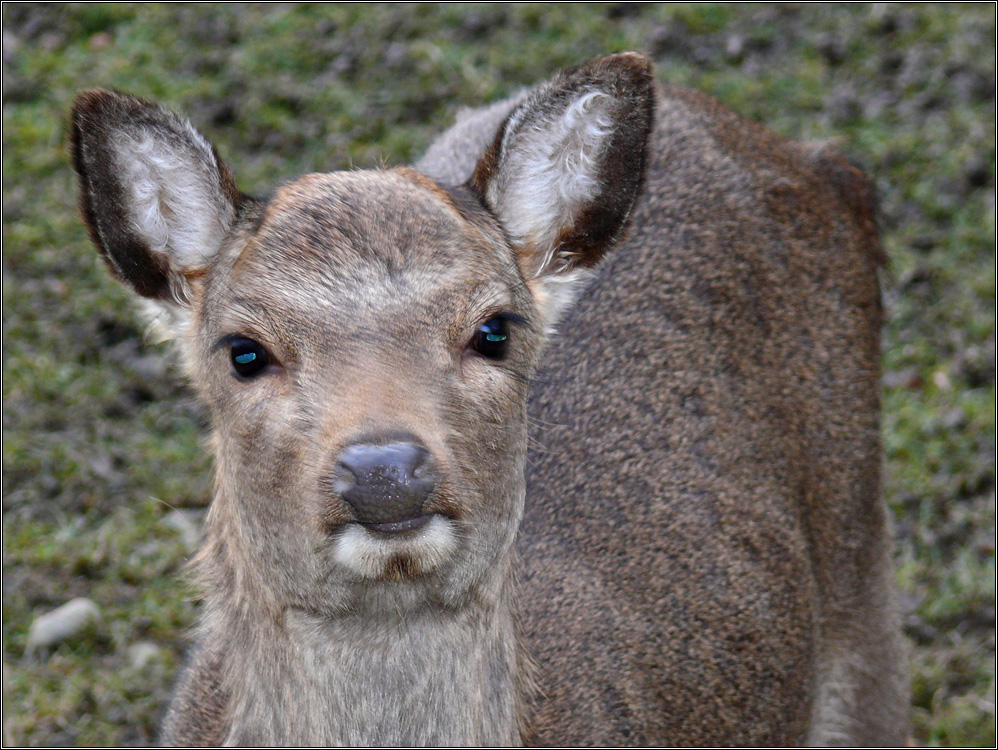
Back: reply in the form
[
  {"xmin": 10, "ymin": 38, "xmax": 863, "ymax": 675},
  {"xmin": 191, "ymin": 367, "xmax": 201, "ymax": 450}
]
[
  {"xmin": 471, "ymin": 316, "xmax": 510, "ymax": 360},
  {"xmin": 229, "ymin": 336, "xmax": 271, "ymax": 378}
]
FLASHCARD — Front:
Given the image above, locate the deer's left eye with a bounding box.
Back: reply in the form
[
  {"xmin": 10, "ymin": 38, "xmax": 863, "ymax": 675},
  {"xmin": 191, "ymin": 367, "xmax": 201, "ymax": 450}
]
[
  {"xmin": 471, "ymin": 316, "xmax": 510, "ymax": 360},
  {"xmin": 228, "ymin": 336, "xmax": 271, "ymax": 378}
]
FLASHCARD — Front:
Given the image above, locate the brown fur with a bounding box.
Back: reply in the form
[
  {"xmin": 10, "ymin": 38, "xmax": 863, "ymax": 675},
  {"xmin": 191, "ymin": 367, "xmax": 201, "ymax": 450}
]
[
  {"xmin": 70, "ymin": 53, "xmax": 907, "ymax": 746},
  {"xmin": 511, "ymin": 84, "xmax": 905, "ymax": 746}
]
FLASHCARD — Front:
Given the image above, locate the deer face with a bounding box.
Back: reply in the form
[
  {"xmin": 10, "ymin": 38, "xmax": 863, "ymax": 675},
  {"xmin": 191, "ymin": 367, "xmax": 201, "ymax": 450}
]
[{"xmin": 190, "ymin": 170, "xmax": 540, "ymax": 610}]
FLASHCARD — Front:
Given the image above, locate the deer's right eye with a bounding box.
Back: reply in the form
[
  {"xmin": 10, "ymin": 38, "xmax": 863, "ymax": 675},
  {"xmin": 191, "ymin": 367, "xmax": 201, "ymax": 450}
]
[{"xmin": 228, "ymin": 336, "xmax": 271, "ymax": 379}]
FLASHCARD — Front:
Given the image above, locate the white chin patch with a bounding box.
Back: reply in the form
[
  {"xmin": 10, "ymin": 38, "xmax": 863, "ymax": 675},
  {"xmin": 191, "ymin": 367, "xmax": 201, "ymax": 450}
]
[{"xmin": 332, "ymin": 515, "xmax": 457, "ymax": 580}]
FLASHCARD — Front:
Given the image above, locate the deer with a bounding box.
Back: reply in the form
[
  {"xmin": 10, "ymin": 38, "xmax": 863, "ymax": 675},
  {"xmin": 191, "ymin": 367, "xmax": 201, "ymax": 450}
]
[{"xmin": 69, "ymin": 52, "xmax": 908, "ymax": 746}]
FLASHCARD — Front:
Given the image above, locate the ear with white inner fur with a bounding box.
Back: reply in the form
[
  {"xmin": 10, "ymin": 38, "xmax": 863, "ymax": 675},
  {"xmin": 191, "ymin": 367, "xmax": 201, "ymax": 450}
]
[
  {"xmin": 70, "ymin": 89, "xmax": 244, "ymax": 331},
  {"xmin": 468, "ymin": 53, "xmax": 655, "ymax": 328}
]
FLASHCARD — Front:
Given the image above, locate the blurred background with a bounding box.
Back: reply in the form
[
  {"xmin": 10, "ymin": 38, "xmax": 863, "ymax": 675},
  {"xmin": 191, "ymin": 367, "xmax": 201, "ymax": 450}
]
[{"xmin": 2, "ymin": 4, "xmax": 994, "ymax": 746}]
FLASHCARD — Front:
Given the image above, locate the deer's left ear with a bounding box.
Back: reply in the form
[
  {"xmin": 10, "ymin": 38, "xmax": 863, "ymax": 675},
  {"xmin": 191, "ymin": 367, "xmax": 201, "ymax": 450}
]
[{"xmin": 468, "ymin": 52, "xmax": 655, "ymax": 327}]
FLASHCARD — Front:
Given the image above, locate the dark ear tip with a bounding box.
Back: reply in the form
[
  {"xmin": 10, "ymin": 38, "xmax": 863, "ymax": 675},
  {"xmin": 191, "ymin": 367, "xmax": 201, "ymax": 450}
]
[
  {"xmin": 604, "ymin": 51, "xmax": 654, "ymax": 76},
  {"xmin": 72, "ymin": 88, "xmax": 150, "ymax": 123},
  {"xmin": 73, "ymin": 87, "xmax": 113, "ymax": 106},
  {"xmin": 71, "ymin": 89, "xmax": 169, "ymax": 146},
  {"xmin": 70, "ymin": 89, "xmax": 169, "ymax": 172},
  {"xmin": 573, "ymin": 51, "xmax": 655, "ymax": 92},
  {"xmin": 71, "ymin": 89, "xmax": 120, "ymax": 150},
  {"xmin": 72, "ymin": 88, "xmax": 117, "ymax": 122},
  {"xmin": 70, "ymin": 90, "xmax": 120, "ymax": 170}
]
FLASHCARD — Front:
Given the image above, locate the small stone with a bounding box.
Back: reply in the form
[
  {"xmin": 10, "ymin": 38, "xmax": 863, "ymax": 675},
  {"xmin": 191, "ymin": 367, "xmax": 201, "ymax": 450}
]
[
  {"xmin": 331, "ymin": 52, "xmax": 355, "ymax": 75},
  {"xmin": 382, "ymin": 42, "xmax": 409, "ymax": 69},
  {"xmin": 3, "ymin": 31, "xmax": 21, "ymax": 64},
  {"xmin": 27, "ymin": 598, "xmax": 100, "ymax": 654},
  {"xmin": 89, "ymin": 32, "xmax": 112, "ymax": 51},
  {"xmin": 725, "ymin": 34, "xmax": 745, "ymax": 62},
  {"xmin": 932, "ymin": 370, "xmax": 952, "ymax": 390},
  {"xmin": 127, "ymin": 641, "xmax": 161, "ymax": 670}
]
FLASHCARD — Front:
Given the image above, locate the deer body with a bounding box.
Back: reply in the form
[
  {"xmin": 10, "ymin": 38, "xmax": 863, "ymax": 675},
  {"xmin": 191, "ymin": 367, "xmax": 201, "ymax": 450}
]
[
  {"xmin": 515, "ymin": 87, "xmax": 905, "ymax": 745},
  {"xmin": 71, "ymin": 54, "xmax": 907, "ymax": 746}
]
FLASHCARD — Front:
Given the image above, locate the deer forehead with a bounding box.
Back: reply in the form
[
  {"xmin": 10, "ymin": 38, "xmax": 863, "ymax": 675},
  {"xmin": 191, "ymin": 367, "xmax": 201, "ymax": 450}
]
[
  {"xmin": 243, "ymin": 169, "xmax": 484, "ymax": 270},
  {"xmin": 204, "ymin": 170, "xmax": 528, "ymax": 340}
]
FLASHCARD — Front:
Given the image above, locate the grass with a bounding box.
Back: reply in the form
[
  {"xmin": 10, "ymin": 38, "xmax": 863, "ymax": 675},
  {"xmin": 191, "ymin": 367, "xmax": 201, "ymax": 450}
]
[{"xmin": 3, "ymin": 4, "xmax": 994, "ymax": 746}]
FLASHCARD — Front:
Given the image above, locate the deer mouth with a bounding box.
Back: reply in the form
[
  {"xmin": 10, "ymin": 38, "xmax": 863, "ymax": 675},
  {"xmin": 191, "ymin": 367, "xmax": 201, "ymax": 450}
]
[
  {"xmin": 360, "ymin": 514, "xmax": 434, "ymax": 535},
  {"xmin": 332, "ymin": 513, "xmax": 458, "ymax": 580}
]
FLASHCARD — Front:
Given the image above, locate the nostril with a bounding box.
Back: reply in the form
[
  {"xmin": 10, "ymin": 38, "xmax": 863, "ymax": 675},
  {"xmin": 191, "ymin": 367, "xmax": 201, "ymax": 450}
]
[{"xmin": 332, "ymin": 440, "xmax": 438, "ymax": 526}]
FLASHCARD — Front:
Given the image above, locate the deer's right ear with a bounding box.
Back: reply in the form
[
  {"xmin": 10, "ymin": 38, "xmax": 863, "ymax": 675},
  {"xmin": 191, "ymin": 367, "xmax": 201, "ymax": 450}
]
[{"xmin": 70, "ymin": 89, "xmax": 243, "ymax": 314}]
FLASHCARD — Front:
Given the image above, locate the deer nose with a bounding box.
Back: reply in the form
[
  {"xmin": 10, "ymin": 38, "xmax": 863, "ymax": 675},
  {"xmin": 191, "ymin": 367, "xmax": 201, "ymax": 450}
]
[{"xmin": 333, "ymin": 440, "xmax": 437, "ymax": 529}]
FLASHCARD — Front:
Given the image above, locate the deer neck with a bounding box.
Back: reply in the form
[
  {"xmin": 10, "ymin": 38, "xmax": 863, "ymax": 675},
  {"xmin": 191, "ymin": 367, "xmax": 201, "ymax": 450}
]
[{"xmin": 209, "ymin": 554, "xmax": 526, "ymax": 747}]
